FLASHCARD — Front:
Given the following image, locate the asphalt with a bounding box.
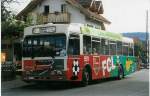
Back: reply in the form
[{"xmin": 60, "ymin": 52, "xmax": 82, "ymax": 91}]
[{"xmin": 1, "ymin": 69, "xmax": 149, "ymax": 96}]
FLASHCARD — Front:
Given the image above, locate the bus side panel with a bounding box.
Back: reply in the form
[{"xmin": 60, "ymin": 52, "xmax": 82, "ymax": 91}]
[
  {"xmin": 110, "ymin": 56, "xmax": 119, "ymax": 78},
  {"xmin": 79, "ymin": 55, "xmax": 84, "ymax": 80},
  {"xmin": 98, "ymin": 56, "xmax": 103, "ymax": 79},
  {"xmin": 99, "ymin": 55, "xmax": 111, "ymax": 78},
  {"xmin": 125, "ymin": 56, "xmax": 137, "ymax": 75},
  {"xmin": 66, "ymin": 56, "xmax": 83, "ymax": 81},
  {"xmin": 132, "ymin": 57, "xmax": 137, "ymax": 72},
  {"xmin": 120, "ymin": 56, "xmax": 137, "ymax": 76},
  {"xmin": 91, "ymin": 56, "xmax": 103, "ymax": 80}
]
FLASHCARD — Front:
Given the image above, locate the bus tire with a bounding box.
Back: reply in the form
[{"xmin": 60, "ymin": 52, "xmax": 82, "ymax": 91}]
[
  {"xmin": 81, "ymin": 68, "xmax": 90, "ymax": 87},
  {"xmin": 118, "ymin": 65, "xmax": 124, "ymax": 80}
]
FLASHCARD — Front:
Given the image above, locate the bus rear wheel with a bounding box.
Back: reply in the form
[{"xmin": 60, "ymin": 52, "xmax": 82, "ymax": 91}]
[{"xmin": 81, "ymin": 68, "xmax": 90, "ymax": 86}]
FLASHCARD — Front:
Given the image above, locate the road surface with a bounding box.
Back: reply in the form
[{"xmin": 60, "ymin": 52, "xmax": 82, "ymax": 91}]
[{"xmin": 1, "ymin": 69, "xmax": 149, "ymax": 96}]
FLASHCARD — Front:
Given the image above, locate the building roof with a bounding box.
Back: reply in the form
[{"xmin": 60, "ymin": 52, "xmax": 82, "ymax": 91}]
[
  {"xmin": 66, "ymin": 0, "xmax": 110, "ymax": 24},
  {"xmin": 16, "ymin": 0, "xmax": 111, "ymax": 24},
  {"xmin": 16, "ymin": 0, "xmax": 43, "ymax": 18}
]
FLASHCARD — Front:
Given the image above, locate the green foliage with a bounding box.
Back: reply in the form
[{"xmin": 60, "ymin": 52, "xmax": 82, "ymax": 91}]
[
  {"xmin": 2, "ymin": 18, "xmax": 28, "ymax": 38},
  {"xmin": 1, "ymin": 0, "xmax": 19, "ymax": 21},
  {"xmin": 1, "ymin": 0, "xmax": 29, "ymax": 39},
  {"xmin": 26, "ymin": 14, "xmax": 33, "ymax": 25},
  {"xmin": 134, "ymin": 41, "xmax": 142, "ymax": 56},
  {"xmin": 134, "ymin": 39, "xmax": 147, "ymax": 63}
]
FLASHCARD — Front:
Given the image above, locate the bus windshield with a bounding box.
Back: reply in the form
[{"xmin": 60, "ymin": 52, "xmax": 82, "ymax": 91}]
[{"xmin": 23, "ymin": 34, "xmax": 66, "ymax": 57}]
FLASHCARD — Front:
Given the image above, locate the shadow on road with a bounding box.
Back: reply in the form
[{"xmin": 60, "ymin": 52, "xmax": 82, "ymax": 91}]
[
  {"xmin": 10, "ymin": 83, "xmax": 81, "ymax": 91},
  {"xmin": 8, "ymin": 77, "xmax": 132, "ymax": 91}
]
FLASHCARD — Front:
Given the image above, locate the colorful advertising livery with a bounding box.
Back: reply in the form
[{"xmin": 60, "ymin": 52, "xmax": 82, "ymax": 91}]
[
  {"xmin": 67, "ymin": 55, "xmax": 136, "ymax": 81},
  {"xmin": 22, "ymin": 24, "xmax": 137, "ymax": 86}
]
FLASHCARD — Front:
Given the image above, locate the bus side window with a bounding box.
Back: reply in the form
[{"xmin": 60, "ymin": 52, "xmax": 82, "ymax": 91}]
[
  {"xmin": 109, "ymin": 41, "xmax": 117, "ymax": 55},
  {"xmin": 92, "ymin": 38, "xmax": 100, "ymax": 55},
  {"xmin": 83, "ymin": 35, "xmax": 92, "ymax": 55},
  {"xmin": 129, "ymin": 43, "xmax": 133, "ymax": 56},
  {"xmin": 123, "ymin": 43, "xmax": 129, "ymax": 56},
  {"xmin": 68, "ymin": 35, "xmax": 80, "ymax": 55},
  {"xmin": 101, "ymin": 39, "xmax": 109, "ymax": 55},
  {"xmin": 117, "ymin": 41, "xmax": 122, "ymax": 55}
]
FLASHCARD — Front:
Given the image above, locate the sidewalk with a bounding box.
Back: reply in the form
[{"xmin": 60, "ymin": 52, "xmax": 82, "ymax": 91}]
[{"xmin": 1, "ymin": 76, "xmax": 27, "ymax": 90}]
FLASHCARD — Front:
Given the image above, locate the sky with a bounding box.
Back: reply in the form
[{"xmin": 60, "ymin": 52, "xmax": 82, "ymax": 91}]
[
  {"xmin": 102, "ymin": 0, "xmax": 150, "ymax": 33},
  {"xmin": 8, "ymin": 0, "xmax": 150, "ymax": 33}
]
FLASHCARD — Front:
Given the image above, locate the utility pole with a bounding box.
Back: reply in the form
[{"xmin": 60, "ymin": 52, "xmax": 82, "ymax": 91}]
[{"xmin": 146, "ymin": 10, "xmax": 149, "ymax": 67}]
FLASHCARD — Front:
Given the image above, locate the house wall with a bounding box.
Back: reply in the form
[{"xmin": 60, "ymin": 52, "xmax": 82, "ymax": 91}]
[
  {"xmin": 85, "ymin": 20, "xmax": 103, "ymax": 29},
  {"xmin": 31, "ymin": 0, "xmax": 65, "ymax": 13},
  {"xmin": 67, "ymin": 4, "xmax": 85, "ymax": 24},
  {"xmin": 27, "ymin": 0, "xmax": 103, "ymax": 29}
]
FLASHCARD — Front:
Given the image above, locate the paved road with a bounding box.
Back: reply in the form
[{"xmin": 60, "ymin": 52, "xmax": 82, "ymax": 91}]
[{"xmin": 1, "ymin": 69, "xmax": 149, "ymax": 96}]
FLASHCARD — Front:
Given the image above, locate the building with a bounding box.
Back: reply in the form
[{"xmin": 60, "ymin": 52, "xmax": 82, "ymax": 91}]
[
  {"xmin": 2, "ymin": 0, "xmax": 111, "ymax": 66},
  {"xmin": 16, "ymin": 0, "xmax": 111, "ymax": 30}
]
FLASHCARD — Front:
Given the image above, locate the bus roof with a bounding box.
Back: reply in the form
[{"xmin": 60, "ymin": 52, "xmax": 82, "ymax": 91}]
[
  {"xmin": 24, "ymin": 23, "xmax": 133, "ymax": 43},
  {"xmin": 80, "ymin": 26, "xmax": 123, "ymax": 41}
]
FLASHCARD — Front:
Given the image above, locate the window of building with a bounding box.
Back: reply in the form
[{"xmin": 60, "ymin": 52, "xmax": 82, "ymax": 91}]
[
  {"xmin": 61, "ymin": 4, "xmax": 67, "ymax": 13},
  {"xmin": 95, "ymin": 26, "xmax": 101, "ymax": 29},
  {"xmin": 44, "ymin": 5, "xmax": 49, "ymax": 14},
  {"xmin": 86, "ymin": 24, "xmax": 94, "ymax": 28}
]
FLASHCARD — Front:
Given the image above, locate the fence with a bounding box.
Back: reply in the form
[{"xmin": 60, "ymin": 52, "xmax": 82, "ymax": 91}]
[{"xmin": 1, "ymin": 62, "xmax": 16, "ymax": 81}]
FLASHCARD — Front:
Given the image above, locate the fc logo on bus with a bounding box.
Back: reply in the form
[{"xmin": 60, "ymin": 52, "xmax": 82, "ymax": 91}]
[
  {"xmin": 72, "ymin": 60, "xmax": 80, "ymax": 76},
  {"xmin": 102, "ymin": 57, "xmax": 116, "ymax": 76}
]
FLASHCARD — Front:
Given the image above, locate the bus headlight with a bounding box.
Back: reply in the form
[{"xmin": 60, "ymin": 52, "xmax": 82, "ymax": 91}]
[{"xmin": 57, "ymin": 70, "xmax": 63, "ymax": 75}]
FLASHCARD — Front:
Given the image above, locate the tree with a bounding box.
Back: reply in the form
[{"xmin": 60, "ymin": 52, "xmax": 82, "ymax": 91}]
[
  {"xmin": 134, "ymin": 38, "xmax": 147, "ymax": 64},
  {"xmin": 2, "ymin": 18, "xmax": 27, "ymax": 39},
  {"xmin": 1, "ymin": 0, "xmax": 28, "ymax": 39},
  {"xmin": 1, "ymin": 0, "xmax": 28, "ymax": 63},
  {"xmin": 1, "ymin": 0, "xmax": 19, "ymax": 21},
  {"xmin": 134, "ymin": 38, "xmax": 143, "ymax": 57}
]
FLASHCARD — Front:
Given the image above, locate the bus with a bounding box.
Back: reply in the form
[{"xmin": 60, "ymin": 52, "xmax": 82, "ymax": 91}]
[{"xmin": 22, "ymin": 23, "xmax": 137, "ymax": 86}]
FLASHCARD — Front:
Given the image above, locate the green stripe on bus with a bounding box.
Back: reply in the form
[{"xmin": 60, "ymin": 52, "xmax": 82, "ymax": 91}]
[{"xmin": 81, "ymin": 26, "xmax": 123, "ymax": 41}]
